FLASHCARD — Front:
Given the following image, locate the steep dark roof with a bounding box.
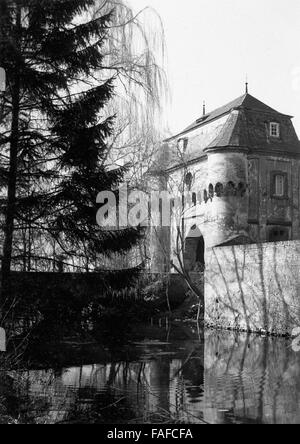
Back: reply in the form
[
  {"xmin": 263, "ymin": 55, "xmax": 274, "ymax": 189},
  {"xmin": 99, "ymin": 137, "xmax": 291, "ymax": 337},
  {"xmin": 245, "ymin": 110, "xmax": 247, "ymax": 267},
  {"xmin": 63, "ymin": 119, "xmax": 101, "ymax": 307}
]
[
  {"xmin": 165, "ymin": 93, "xmax": 292, "ymax": 142},
  {"xmin": 161, "ymin": 93, "xmax": 300, "ymax": 171},
  {"xmin": 206, "ymin": 109, "xmax": 249, "ymax": 149}
]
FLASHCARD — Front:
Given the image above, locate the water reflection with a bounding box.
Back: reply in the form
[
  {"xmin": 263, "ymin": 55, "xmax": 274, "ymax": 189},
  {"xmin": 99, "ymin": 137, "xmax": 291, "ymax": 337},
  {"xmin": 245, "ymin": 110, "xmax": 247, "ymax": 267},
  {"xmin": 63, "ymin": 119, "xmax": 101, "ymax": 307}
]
[
  {"xmin": 204, "ymin": 331, "xmax": 300, "ymax": 424},
  {"xmin": 3, "ymin": 328, "xmax": 300, "ymax": 424}
]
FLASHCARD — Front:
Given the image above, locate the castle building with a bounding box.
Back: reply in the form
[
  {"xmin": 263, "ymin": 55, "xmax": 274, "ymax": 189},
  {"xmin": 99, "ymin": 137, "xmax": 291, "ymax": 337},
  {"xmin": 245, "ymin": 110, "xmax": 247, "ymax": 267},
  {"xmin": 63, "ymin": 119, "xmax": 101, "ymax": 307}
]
[{"xmin": 151, "ymin": 91, "xmax": 300, "ymax": 275}]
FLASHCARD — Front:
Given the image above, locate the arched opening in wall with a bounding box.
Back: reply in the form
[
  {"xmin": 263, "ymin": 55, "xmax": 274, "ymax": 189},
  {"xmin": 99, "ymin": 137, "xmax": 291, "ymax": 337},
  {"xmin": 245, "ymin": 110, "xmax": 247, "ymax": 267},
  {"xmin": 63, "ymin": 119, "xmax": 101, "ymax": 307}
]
[
  {"xmin": 237, "ymin": 182, "xmax": 247, "ymax": 197},
  {"xmin": 185, "ymin": 172, "xmax": 193, "ymax": 191},
  {"xmin": 225, "ymin": 181, "xmax": 236, "ymax": 196},
  {"xmin": 215, "ymin": 183, "xmax": 224, "ymax": 197},
  {"xmin": 268, "ymin": 227, "xmax": 289, "ymax": 243},
  {"xmin": 183, "ymin": 226, "xmax": 205, "ymax": 272}
]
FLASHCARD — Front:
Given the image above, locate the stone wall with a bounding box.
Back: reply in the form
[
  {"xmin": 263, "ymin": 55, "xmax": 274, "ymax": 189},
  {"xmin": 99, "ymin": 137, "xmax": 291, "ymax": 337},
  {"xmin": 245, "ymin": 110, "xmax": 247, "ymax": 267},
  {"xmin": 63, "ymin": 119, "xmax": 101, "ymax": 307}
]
[{"xmin": 205, "ymin": 240, "xmax": 300, "ymax": 335}]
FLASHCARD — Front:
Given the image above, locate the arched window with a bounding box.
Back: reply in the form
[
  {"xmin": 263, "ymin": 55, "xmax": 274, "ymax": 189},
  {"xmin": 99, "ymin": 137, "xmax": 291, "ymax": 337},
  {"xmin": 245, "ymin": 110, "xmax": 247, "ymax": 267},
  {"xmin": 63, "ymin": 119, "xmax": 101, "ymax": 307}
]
[
  {"xmin": 208, "ymin": 184, "xmax": 214, "ymax": 198},
  {"xmin": 178, "ymin": 138, "xmax": 189, "ymax": 152},
  {"xmin": 215, "ymin": 183, "xmax": 224, "ymax": 197},
  {"xmin": 237, "ymin": 182, "xmax": 247, "ymax": 197},
  {"xmin": 185, "ymin": 172, "xmax": 193, "ymax": 191},
  {"xmin": 183, "ymin": 229, "xmax": 205, "ymax": 272},
  {"xmin": 159, "ymin": 198, "xmax": 163, "ymax": 227},
  {"xmin": 225, "ymin": 181, "xmax": 236, "ymax": 196},
  {"xmin": 204, "ymin": 189, "xmax": 208, "ymax": 202}
]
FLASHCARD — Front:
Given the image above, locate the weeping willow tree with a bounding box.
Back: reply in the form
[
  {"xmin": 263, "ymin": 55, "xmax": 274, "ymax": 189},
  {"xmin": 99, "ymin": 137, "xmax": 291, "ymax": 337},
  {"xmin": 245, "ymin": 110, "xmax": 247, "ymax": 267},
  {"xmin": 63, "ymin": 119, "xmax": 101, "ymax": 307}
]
[
  {"xmin": 92, "ymin": 0, "xmax": 168, "ymax": 185},
  {"xmin": 89, "ymin": 1, "xmax": 169, "ymax": 270}
]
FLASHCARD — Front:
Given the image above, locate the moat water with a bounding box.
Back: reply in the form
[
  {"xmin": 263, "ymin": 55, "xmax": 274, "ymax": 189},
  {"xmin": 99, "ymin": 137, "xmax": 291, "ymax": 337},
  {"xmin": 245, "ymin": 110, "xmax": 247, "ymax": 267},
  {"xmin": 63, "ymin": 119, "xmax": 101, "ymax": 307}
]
[{"xmin": 1, "ymin": 325, "xmax": 300, "ymax": 424}]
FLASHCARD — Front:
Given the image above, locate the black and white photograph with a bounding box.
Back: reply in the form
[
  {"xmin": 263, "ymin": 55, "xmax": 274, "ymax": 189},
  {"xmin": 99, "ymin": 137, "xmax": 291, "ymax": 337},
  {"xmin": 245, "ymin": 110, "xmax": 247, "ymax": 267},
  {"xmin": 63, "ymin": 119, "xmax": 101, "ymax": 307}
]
[{"xmin": 1, "ymin": 0, "xmax": 300, "ymax": 428}]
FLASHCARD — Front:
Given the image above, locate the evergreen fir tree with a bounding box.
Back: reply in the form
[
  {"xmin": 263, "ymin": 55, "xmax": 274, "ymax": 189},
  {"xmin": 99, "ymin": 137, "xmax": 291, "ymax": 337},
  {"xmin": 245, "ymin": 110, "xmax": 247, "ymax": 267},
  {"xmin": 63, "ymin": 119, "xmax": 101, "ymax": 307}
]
[{"xmin": 0, "ymin": 0, "xmax": 141, "ymax": 305}]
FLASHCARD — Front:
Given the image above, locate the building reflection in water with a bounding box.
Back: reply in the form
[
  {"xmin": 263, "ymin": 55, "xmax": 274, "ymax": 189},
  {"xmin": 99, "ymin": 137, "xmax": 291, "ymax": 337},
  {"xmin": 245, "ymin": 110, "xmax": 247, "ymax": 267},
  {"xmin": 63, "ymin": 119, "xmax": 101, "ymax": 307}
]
[
  {"xmin": 203, "ymin": 330, "xmax": 300, "ymax": 424},
  {"xmin": 8, "ymin": 329, "xmax": 300, "ymax": 424}
]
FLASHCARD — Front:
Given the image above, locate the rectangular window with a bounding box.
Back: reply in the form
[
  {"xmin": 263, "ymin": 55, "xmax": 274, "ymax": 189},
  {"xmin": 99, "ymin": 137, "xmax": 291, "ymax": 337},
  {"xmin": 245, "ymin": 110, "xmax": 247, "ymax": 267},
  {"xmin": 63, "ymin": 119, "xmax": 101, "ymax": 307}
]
[
  {"xmin": 275, "ymin": 174, "xmax": 285, "ymax": 197},
  {"xmin": 269, "ymin": 227, "xmax": 289, "ymax": 243},
  {"xmin": 271, "ymin": 172, "xmax": 288, "ymax": 198},
  {"xmin": 270, "ymin": 122, "xmax": 280, "ymax": 138}
]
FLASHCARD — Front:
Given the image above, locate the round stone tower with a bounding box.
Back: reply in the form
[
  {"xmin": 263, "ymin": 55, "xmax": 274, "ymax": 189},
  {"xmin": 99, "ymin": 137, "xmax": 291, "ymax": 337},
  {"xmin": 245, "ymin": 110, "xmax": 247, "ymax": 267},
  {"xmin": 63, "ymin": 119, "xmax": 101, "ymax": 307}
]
[{"xmin": 202, "ymin": 147, "xmax": 249, "ymax": 248}]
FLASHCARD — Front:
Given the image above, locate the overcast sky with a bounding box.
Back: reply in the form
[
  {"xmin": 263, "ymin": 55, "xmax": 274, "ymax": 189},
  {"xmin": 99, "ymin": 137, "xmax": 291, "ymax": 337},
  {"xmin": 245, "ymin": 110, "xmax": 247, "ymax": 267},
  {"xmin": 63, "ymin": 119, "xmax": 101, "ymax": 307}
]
[{"xmin": 129, "ymin": 0, "xmax": 300, "ymax": 136}]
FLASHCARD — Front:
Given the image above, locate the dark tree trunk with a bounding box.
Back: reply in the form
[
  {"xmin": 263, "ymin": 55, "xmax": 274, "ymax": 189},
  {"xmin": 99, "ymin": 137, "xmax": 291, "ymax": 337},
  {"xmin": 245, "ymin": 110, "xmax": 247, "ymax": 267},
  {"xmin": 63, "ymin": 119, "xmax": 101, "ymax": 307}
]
[{"xmin": 1, "ymin": 6, "xmax": 21, "ymax": 303}]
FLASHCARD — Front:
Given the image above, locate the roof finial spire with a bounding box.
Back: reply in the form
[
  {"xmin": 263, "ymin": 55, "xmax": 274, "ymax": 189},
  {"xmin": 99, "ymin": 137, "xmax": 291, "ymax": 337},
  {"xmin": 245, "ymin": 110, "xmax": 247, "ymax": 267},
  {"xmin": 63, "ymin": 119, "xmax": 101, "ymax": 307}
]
[
  {"xmin": 203, "ymin": 100, "xmax": 206, "ymax": 116},
  {"xmin": 245, "ymin": 74, "xmax": 249, "ymax": 94}
]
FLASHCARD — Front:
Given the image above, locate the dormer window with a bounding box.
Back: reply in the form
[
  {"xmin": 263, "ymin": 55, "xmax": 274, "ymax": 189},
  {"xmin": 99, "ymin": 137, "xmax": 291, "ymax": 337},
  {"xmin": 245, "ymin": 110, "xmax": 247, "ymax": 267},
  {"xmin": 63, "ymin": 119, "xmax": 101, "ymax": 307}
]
[
  {"xmin": 270, "ymin": 122, "xmax": 280, "ymax": 138},
  {"xmin": 177, "ymin": 138, "xmax": 189, "ymax": 152}
]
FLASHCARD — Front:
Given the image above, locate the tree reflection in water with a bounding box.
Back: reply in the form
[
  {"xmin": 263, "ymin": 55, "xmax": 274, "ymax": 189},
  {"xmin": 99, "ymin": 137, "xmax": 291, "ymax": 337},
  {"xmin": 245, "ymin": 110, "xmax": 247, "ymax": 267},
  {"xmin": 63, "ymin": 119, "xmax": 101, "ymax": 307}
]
[{"xmin": 2, "ymin": 327, "xmax": 300, "ymax": 424}]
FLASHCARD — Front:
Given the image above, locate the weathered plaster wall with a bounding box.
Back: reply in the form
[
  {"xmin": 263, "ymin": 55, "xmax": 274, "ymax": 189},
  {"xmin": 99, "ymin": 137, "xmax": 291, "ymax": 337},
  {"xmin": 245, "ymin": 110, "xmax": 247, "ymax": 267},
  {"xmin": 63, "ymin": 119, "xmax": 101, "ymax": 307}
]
[
  {"xmin": 203, "ymin": 151, "xmax": 249, "ymax": 247},
  {"xmin": 205, "ymin": 240, "xmax": 300, "ymax": 335},
  {"xmin": 167, "ymin": 160, "xmax": 208, "ymax": 272},
  {"xmin": 166, "ymin": 114, "xmax": 229, "ymax": 169},
  {"xmin": 248, "ymin": 156, "xmax": 300, "ymax": 242},
  {"xmin": 164, "ymin": 153, "xmax": 300, "ymax": 276},
  {"xmin": 206, "ymin": 151, "xmax": 248, "ymax": 186}
]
